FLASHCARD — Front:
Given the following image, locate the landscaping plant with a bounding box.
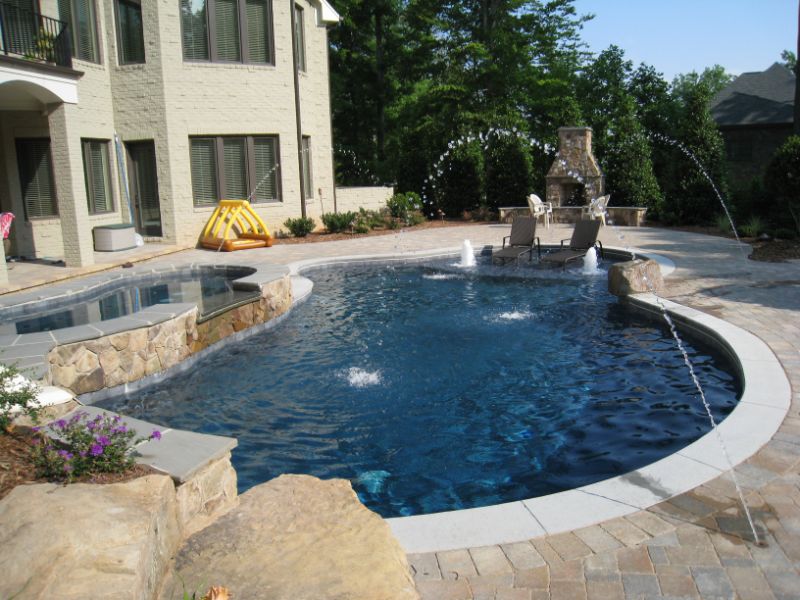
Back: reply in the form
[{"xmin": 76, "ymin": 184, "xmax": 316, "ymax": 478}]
[
  {"xmin": 284, "ymin": 216, "xmax": 316, "ymax": 237},
  {"xmin": 740, "ymin": 216, "xmax": 765, "ymax": 238},
  {"xmin": 0, "ymin": 363, "xmax": 40, "ymax": 432},
  {"xmin": 31, "ymin": 411, "xmax": 160, "ymax": 481},
  {"xmin": 321, "ymin": 211, "xmax": 357, "ymax": 233}
]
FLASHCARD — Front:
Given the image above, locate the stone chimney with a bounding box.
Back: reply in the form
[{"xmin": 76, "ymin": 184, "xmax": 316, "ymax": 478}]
[{"xmin": 546, "ymin": 127, "xmax": 604, "ymax": 207}]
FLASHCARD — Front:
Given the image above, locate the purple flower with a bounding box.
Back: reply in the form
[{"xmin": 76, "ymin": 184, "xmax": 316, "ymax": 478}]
[
  {"xmin": 55, "ymin": 419, "xmax": 67, "ymax": 430},
  {"xmin": 79, "ymin": 451, "xmax": 87, "ymax": 458},
  {"xmin": 63, "ymin": 463, "xmax": 73, "ymax": 473},
  {"xmin": 57, "ymin": 449, "xmax": 74, "ymax": 460},
  {"xmin": 150, "ymin": 430, "xmax": 162, "ymax": 441},
  {"xmin": 112, "ymin": 426, "xmax": 128, "ymax": 435},
  {"xmin": 89, "ymin": 444, "xmax": 104, "ymax": 457},
  {"xmin": 95, "ymin": 435, "xmax": 111, "ymax": 447},
  {"xmin": 31, "ymin": 426, "xmax": 41, "ymax": 432}
]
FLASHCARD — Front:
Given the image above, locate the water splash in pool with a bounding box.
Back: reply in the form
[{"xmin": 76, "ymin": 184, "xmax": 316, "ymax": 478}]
[
  {"xmin": 423, "ymin": 273, "xmax": 463, "ymax": 281},
  {"xmin": 457, "ymin": 240, "xmax": 476, "ymax": 268},
  {"xmin": 345, "ymin": 367, "xmax": 382, "ymax": 388},
  {"xmin": 581, "ymin": 247, "xmax": 602, "ymax": 276},
  {"xmin": 492, "ymin": 310, "xmax": 537, "ymax": 322}
]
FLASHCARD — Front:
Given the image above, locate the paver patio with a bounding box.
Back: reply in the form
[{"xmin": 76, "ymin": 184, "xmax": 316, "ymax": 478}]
[{"xmin": 1, "ymin": 223, "xmax": 798, "ymax": 599}]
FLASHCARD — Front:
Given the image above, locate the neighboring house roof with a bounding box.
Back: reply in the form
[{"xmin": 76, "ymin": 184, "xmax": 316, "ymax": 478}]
[{"xmin": 710, "ymin": 62, "xmax": 794, "ymax": 127}]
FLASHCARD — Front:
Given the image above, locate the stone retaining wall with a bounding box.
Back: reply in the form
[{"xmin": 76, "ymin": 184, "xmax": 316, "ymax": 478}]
[{"xmin": 47, "ymin": 276, "xmax": 292, "ymax": 395}]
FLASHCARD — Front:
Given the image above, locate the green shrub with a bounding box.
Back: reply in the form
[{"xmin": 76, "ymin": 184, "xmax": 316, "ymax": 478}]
[
  {"xmin": 435, "ymin": 140, "xmax": 483, "ymax": 217},
  {"xmin": 766, "ymin": 135, "xmax": 800, "ymax": 236},
  {"xmin": 322, "ymin": 211, "xmax": 356, "ymax": 233},
  {"xmin": 406, "ymin": 210, "xmax": 426, "ymax": 226},
  {"xmin": 484, "ymin": 134, "xmax": 532, "ymax": 212},
  {"xmin": 283, "ymin": 217, "xmax": 315, "ymax": 237},
  {"xmin": 31, "ymin": 411, "xmax": 160, "ymax": 482},
  {"xmin": 739, "ymin": 215, "xmax": 765, "ymax": 238},
  {"xmin": 387, "ymin": 192, "xmax": 422, "ymax": 221},
  {"xmin": 714, "ymin": 214, "xmax": 732, "ymax": 233},
  {"xmin": 0, "ymin": 364, "xmax": 40, "ymax": 431}
]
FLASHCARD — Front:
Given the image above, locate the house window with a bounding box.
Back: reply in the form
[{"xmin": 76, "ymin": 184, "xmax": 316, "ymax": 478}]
[
  {"xmin": 58, "ymin": 0, "xmax": 100, "ymax": 63},
  {"xmin": 115, "ymin": 0, "xmax": 145, "ymax": 64},
  {"xmin": 301, "ymin": 136, "xmax": 312, "ymax": 198},
  {"xmin": 294, "ymin": 4, "xmax": 305, "ymax": 72},
  {"xmin": 190, "ymin": 135, "xmax": 280, "ymax": 206},
  {"xmin": 180, "ymin": 0, "xmax": 273, "ymax": 64},
  {"xmin": 82, "ymin": 140, "xmax": 114, "ymax": 214},
  {"xmin": 16, "ymin": 139, "xmax": 58, "ymax": 219}
]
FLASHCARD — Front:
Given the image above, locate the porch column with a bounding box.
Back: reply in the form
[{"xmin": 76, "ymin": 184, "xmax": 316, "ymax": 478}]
[{"xmin": 48, "ymin": 104, "xmax": 94, "ymax": 268}]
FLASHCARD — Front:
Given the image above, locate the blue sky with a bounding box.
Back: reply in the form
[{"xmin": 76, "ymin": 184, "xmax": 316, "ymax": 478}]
[{"xmin": 571, "ymin": 0, "xmax": 796, "ymax": 81}]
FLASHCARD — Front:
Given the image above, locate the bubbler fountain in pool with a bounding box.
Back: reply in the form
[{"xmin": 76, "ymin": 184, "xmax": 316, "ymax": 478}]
[{"xmin": 458, "ymin": 240, "xmax": 476, "ymax": 267}]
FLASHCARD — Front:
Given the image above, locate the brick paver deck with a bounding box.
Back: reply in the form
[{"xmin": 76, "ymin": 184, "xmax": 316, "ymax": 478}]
[{"xmin": 2, "ymin": 223, "xmax": 798, "ymax": 599}]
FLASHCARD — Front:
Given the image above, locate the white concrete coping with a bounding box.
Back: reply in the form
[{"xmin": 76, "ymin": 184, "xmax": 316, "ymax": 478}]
[{"xmin": 285, "ymin": 246, "xmax": 788, "ymax": 553}]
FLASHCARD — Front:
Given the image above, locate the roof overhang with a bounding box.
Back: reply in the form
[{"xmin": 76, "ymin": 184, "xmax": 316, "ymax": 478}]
[{"xmin": 311, "ymin": 0, "xmax": 340, "ymax": 24}]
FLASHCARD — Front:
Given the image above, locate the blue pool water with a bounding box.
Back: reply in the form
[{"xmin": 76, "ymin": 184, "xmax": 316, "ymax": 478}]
[
  {"xmin": 0, "ymin": 266, "xmax": 258, "ymax": 335},
  {"xmin": 99, "ymin": 261, "xmax": 740, "ymax": 517}
]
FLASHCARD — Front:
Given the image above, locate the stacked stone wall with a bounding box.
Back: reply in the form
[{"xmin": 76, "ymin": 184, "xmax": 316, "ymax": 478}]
[{"xmin": 47, "ymin": 276, "xmax": 292, "ymax": 395}]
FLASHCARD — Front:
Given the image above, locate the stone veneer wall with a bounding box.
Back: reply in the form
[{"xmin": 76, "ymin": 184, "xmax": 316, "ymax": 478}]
[{"xmin": 47, "ymin": 276, "xmax": 292, "ymax": 395}]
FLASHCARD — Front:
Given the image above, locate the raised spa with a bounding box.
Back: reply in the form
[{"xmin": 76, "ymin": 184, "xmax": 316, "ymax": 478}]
[
  {"xmin": 0, "ymin": 266, "xmax": 259, "ymax": 336},
  {"xmin": 98, "ymin": 260, "xmax": 740, "ymax": 518}
]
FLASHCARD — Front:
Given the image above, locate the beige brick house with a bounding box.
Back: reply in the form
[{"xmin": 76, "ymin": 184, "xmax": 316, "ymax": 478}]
[{"xmin": 0, "ymin": 0, "xmax": 339, "ymax": 269}]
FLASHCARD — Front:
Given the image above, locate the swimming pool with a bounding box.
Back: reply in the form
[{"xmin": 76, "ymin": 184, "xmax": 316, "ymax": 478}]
[
  {"xmin": 0, "ymin": 266, "xmax": 259, "ymax": 335},
  {"xmin": 98, "ymin": 260, "xmax": 740, "ymax": 517}
]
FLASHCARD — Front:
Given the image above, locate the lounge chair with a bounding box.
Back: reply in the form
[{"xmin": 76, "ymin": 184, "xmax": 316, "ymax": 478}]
[
  {"xmin": 541, "ymin": 219, "xmax": 603, "ymax": 267},
  {"xmin": 527, "ymin": 194, "xmax": 552, "ymax": 229},
  {"xmin": 492, "ymin": 216, "xmax": 541, "ymax": 264},
  {"xmin": 581, "ymin": 194, "xmax": 610, "ymax": 226}
]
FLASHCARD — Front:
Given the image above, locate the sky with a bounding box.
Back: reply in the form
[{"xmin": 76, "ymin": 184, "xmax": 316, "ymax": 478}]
[{"xmin": 571, "ymin": 0, "xmax": 796, "ymax": 81}]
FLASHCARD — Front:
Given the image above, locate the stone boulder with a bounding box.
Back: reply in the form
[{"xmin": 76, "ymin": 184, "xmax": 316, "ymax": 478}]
[
  {"xmin": 0, "ymin": 475, "xmax": 180, "ymax": 600},
  {"xmin": 166, "ymin": 474, "xmax": 419, "ymax": 600},
  {"xmin": 608, "ymin": 258, "xmax": 664, "ymax": 296}
]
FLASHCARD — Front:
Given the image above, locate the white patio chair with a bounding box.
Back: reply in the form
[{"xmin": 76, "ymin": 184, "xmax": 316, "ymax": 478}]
[
  {"xmin": 581, "ymin": 194, "xmax": 610, "ymax": 226},
  {"xmin": 526, "ymin": 194, "xmax": 552, "ymax": 229}
]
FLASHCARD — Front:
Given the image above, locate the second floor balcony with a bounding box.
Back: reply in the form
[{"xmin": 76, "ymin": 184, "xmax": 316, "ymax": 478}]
[{"xmin": 0, "ymin": 1, "xmax": 71, "ymax": 69}]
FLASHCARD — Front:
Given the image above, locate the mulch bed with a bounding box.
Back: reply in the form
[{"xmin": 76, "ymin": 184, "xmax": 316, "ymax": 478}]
[
  {"xmin": 0, "ymin": 427, "xmax": 158, "ymax": 501},
  {"xmin": 271, "ymin": 218, "xmax": 485, "ymax": 245}
]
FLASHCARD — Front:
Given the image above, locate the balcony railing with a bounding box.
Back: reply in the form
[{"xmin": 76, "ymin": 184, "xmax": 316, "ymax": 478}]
[{"xmin": 0, "ymin": 2, "xmax": 71, "ymax": 68}]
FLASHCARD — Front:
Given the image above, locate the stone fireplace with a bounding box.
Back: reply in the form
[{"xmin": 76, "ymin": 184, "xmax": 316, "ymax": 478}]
[{"xmin": 546, "ymin": 127, "xmax": 604, "ymax": 207}]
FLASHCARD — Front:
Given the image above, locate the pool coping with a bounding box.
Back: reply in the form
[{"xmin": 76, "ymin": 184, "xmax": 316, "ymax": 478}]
[{"xmin": 285, "ymin": 246, "xmax": 789, "ymax": 554}]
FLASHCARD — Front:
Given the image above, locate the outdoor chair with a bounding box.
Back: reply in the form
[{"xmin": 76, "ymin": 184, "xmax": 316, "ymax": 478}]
[
  {"xmin": 541, "ymin": 219, "xmax": 603, "ymax": 268},
  {"xmin": 492, "ymin": 216, "xmax": 541, "ymax": 264},
  {"xmin": 527, "ymin": 194, "xmax": 552, "ymax": 229},
  {"xmin": 581, "ymin": 194, "xmax": 610, "ymax": 226}
]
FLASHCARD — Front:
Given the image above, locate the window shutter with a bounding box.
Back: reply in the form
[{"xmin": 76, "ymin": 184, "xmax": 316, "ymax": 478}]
[
  {"xmin": 61, "ymin": 0, "xmax": 98, "ymax": 62},
  {"xmin": 294, "ymin": 4, "xmax": 305, "ymax": 71},
  {"xmin": 215, "ymin": 0, "xmax": 241, "ymax": 61},
  {"xmin": 253, "ymin": 137, "xmax": 278, "ymax": 201},
  {"xmin": 222, "ymin": 138, "xmax": 247, "ymax": 199},
  {"xmin": 17, "ymin": 139, "xmax": 58, "ymax": 219},
  {"xmin": 117, "ymin": 0, "xmax": 145, "ymax": 64},
  {"xmin": 301, "ymin": 136, "xmax": 312, "ymax": 199},
  {"xmin": 180, "ymin": 0, "xmax": 209, "ymax": 60},
  {"xmin": 83, "ymin": 140, "xmax": 112, "ymax": 213},
  {"xmin": 190, "ymin": 138, "xmax": 218, "ymax": 206},
  {"xmin": 246, "ymin": 0, "xmax": 269, "ymax": 63}
]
